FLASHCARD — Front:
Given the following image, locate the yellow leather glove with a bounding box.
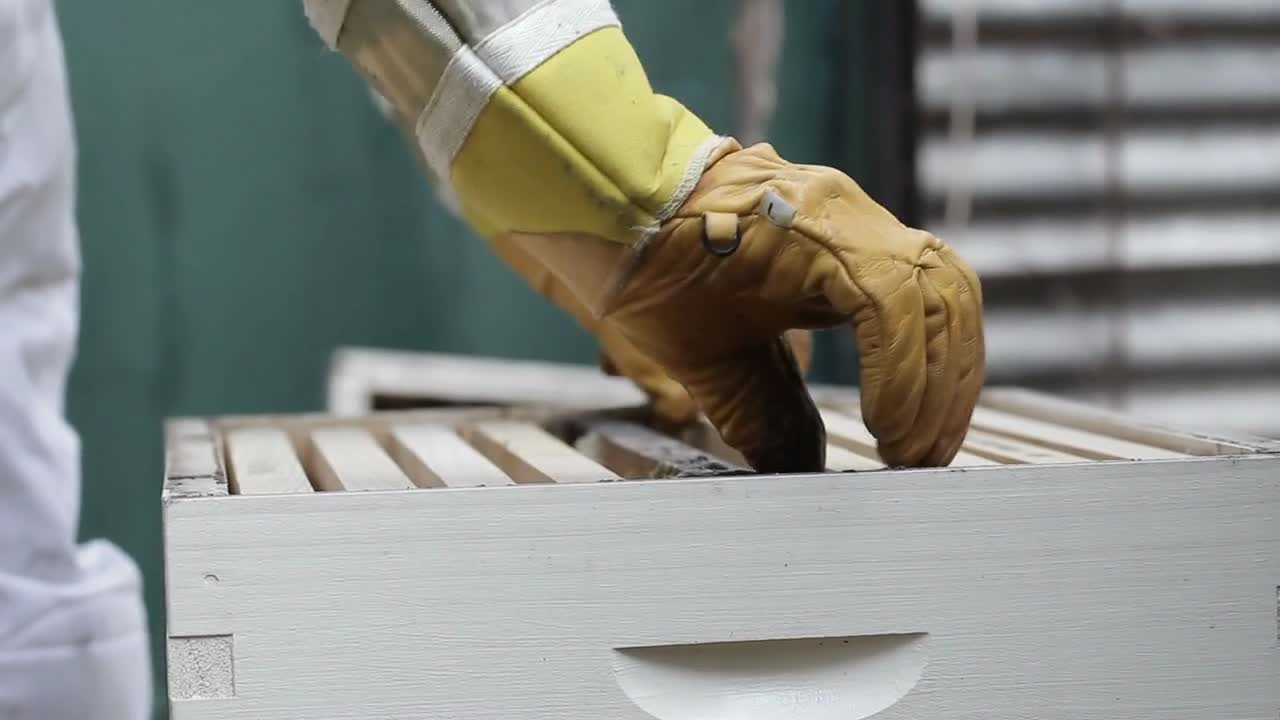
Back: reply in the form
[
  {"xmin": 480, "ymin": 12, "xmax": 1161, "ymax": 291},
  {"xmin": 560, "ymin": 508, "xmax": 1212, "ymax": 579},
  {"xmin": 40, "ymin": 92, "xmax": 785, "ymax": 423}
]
[
  {"xmin": 603, "ymin": 140, "xmax": 985, "ymax": 470},
  {"xmin": 596, "ymin": 328, "xmax": 813, "ymax": 426},
  {"xmin": 489, "ymin": 230, "xmax": 814, "ymax": 426},
  {"xmin": 303, "ymin": 0, "xmax": 984, "ymax": 472}
]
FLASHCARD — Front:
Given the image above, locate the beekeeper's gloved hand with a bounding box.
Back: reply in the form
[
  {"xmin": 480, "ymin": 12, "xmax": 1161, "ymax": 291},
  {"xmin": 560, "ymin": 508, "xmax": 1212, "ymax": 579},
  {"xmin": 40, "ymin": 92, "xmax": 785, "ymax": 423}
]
[
  {"xmin": 303, "ymin": 0, "xmax": 985, "ymax": 472},
  {"xmin": 336, "ymin": 1, "xmax": 819, "ymax": 430}
]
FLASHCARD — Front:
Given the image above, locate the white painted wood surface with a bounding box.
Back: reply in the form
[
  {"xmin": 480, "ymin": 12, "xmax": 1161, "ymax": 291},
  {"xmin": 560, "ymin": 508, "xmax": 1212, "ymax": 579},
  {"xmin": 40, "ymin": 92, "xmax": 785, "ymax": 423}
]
[
  {"xmin": 970, "ymin": 406, "xmax": 1186, "ymax": 461},
  {"xmin": 823, "ymin": 444, "xmax": 884, "ymax": 472},
  {"xmin": 388, "ymin": 424, "xmax": 513, "ymax": 488},
  {"xmin": 226, "ymin": 428, "xmax": 312, "ymax": 495},
  {"xmin": 307, "ymin": 428, "xmax": 415, "ymax": 492},
  {"xmin": 615, "ymin": 633, "xmax": 929, "ymax": 720},
  {"xmin": 164, "ymin": 419, "xmax": 227, "ymax": 500},
  {"xmin": 465, "ymin": 420, "xmax": 620, "ymax": 484},
  {"xmin": 961, "ymin": 429, "xmax": 1090, "ymax": 465},
  {"xmin": 979, "ymin": 387, "xmax": 1276, "ymax": 455},
  {"xmin": 165, "ymin": 455, "xmax": 1280, "ymax": 719},
  {"xmin": 1080, "ymin": 379, "xmax": 1280, "ymax": 443},
  {"xmin": 326, "ymin": 347, "xmax": 647, "ymax": 416}
]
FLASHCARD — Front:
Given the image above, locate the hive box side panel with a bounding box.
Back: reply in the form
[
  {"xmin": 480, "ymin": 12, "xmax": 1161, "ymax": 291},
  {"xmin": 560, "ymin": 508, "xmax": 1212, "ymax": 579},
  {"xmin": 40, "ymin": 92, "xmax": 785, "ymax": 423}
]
[{"xmin": 164, "ymin": 456, "xmax": 1280, "ymax": 720}]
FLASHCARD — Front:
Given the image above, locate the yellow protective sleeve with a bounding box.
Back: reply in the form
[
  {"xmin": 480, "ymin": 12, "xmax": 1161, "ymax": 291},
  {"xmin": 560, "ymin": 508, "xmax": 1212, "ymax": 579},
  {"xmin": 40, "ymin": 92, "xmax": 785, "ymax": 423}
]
[{"xmin": 449, "ymin": 27, "xmax": 718, "ymax": 249}]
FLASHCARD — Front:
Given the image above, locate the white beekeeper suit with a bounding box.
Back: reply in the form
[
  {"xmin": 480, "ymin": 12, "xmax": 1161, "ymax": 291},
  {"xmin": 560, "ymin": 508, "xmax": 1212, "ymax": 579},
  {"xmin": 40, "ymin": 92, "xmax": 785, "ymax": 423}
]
[{"xmin": 0, "ymin": 0, "xmax": 152, "ymax": 717}]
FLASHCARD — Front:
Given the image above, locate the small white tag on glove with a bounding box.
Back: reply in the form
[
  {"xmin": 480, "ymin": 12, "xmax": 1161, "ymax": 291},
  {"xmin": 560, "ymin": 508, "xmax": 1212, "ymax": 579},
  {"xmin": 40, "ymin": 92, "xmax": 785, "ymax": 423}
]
[{"xmin": 760, "ymin": 190, "xmax": 796, "ymax": 228}]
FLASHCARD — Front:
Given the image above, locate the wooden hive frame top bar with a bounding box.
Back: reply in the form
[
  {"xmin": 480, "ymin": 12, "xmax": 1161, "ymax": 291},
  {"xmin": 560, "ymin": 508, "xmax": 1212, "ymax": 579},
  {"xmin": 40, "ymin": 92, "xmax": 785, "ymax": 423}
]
[{"xmin": 164, "ymin": 386, "xmax": 1276, "ymax": 502}]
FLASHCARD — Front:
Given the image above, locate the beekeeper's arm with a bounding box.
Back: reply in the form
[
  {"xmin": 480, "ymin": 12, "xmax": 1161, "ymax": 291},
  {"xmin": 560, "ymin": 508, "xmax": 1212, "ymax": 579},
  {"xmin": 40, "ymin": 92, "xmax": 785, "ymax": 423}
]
[
  {"xmin": 303, "ymin": 0, "xmax": 986, "ymax": 472},
  {"xmin": 0, "ymin": 1, "xmax": 152, "ymax": 717}
]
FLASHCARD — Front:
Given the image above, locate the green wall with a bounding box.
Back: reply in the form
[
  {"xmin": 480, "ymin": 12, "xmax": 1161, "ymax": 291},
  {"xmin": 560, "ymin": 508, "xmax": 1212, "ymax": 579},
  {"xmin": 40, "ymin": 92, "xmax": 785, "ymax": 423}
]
[{"xmin": 56, "ymin": 1, "xmax": 865, "ymax": 714}]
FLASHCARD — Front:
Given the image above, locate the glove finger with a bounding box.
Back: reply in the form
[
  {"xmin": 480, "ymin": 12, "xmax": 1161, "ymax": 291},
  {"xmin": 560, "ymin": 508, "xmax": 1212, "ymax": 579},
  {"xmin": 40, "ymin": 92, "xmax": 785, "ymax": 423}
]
[
  {"xmin": 920, "ymin": 246, "xmax": 986, "ymax": 465},
  {"xmin": 671, "ymin": 336, "xmax": 825, "ymax": 473},
  {"xmin": 875, "ymin": 262, "xmax": 953, "ymax": 466},
  {"xmin": 821, "ymin": 261, "xmax": 930, "ymax": 453}
]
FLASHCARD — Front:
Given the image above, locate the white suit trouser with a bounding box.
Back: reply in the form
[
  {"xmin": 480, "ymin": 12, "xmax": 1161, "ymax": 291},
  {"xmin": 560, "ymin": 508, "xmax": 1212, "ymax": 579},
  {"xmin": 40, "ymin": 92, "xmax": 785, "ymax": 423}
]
[{"xmin": 0, "ymin": 0, "xmax": 153, "ymax": 717}]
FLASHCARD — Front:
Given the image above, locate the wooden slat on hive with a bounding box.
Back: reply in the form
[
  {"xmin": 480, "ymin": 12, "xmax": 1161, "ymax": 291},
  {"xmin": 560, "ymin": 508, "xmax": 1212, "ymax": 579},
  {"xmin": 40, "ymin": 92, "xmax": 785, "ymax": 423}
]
[
  {"xmin": 388, "ymin": 424, "xmax": 513, "ymax": 488},
  {"xmin": 215, "ymin": 407, "xmax": 514, "ymax": 449},
  {"xmin": 970, "ymin": 406, "xmax": 1188, "ymax": 460},
  {"xmin": 962, "ymin": 429, "xmax": 1091, "ymax": 465},
  {"xmin": 225, "ymin": 427, "xmax": 312, "ymax": 495},
  {"xmin": 677, "ymin": 420, "xmax": 751, "ymax": 467},
  {"xmin": 307, "ymin": 428, "xmax": 416, "ymax": 492},
  {"xmin": 678, "ymin": 417, "xmax": 887, "ymax": 473},
  {"xmin": 465, "ymin": 420, "xmax": 620, "ymax": 484},
  {"xmin": 977, "ymin": 387, "xmax": 1274, "ymax": 456},
  {"xmin": 820, "ymin": 408, "xmax": 995, "ymax": 467},
  {"xmin": 824, "ymin": 444, "xmax": 885, "ymax": 472},
  {"xmin": 163, "ymin": 419, "xmax": 229, "ymax": 501},
  {"xmin": 813, "ymin": 400, "xmax": 1081, "ymax": 467},
  {"xmin": 575, "ymin": 419, "xmax": 749, "ymax": 479}
]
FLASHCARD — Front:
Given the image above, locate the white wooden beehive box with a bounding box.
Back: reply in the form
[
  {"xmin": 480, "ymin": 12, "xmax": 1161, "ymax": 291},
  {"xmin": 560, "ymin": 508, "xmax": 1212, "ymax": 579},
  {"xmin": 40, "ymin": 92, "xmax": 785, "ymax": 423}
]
[{"xmin": 165, "ymin": 361, "xmax": 1280, "ymax": 720}]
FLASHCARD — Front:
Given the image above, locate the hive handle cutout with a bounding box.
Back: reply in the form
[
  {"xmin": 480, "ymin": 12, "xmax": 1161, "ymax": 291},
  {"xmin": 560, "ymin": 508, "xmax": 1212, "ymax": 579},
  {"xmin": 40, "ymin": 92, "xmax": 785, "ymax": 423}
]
[{"xmin": 612, "ymin": 632, "xmax": 929, "ymax": 720}]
